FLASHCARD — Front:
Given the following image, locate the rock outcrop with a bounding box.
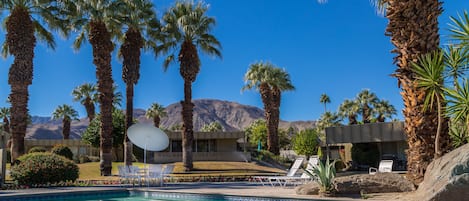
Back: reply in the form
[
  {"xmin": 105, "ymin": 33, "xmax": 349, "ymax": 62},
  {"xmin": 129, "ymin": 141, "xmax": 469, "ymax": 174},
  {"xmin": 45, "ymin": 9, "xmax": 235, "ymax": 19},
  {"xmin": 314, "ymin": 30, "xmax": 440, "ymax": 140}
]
[
  {"xmin": 296, "ymin": 173, "xmax": 415, "ymax": 195},
  {"xmin": 414, "ymin": 143, "xmax": 469, "ymax": 201},
  {"xmin": 334, "ymin": 173, "xmax": 415, "ymax": 194}
]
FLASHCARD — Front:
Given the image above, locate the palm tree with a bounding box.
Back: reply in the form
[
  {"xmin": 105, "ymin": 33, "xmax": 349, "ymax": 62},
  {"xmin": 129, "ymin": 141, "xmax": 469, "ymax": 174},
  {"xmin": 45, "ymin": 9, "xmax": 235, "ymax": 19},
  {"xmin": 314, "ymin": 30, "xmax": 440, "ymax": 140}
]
[
  {"xmin": 0, "ymin": 0, "xmax": 68, "ymax": 162},
  {"xmin": 145, "ymin": 103, "xmax": 167, "ymax": 128},
  {"xmin": 67, "ymin": 0, "xmax": 122, "ymax": 176},
  {"xmin": 319, "ymin": 93, "xmax": 331, "ymax": 113},
  {"xmin": 117, "ymin": 0, "xmax": 159, "ymax": 166},
  {"xmin": 372, "ymin": 99, "xmax": 397, "ymax": 122},
  {"xmin": 316, "ymin": 111, "xmax": 341, "ymax": 139},
  {"xmin": 443, "ymin": 45, "xmax": 469, "ymax": 90},
  {"xmin": 159, "ymin": 1, "xmax": 221, "ymax": 171},
  {"xmin": 356, "ymin": 89, "xmax": 377, "ymax": 124},
  {"xmin": 52, "ymin": 104, "xmax": 79, "ymax": 139},
  {"xmin": 319, "ymin": 0, "xmax": 450, "ymax": 185},
  {"xmin": 72, "ymin": 83, "xmax": 97, "ymax": 122},
  {"xmin": 0, "ymin": 107, "xmax": 10, "ymax": 133},
  {"xmin": 242, "ymin": 62, "xmax": 295, "ymax": 155},
  {"xmin": 412, "ymin": 50, "xmax": 449, "ymax": 158},
  {"xmin": 338, "ymin": 99, "xmax": 359, "ymax": 125}
]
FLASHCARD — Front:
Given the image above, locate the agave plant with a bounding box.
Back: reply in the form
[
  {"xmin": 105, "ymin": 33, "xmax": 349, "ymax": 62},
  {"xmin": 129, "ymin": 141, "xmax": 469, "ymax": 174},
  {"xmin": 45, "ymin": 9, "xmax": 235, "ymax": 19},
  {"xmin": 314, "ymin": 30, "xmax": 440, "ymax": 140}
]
[{"xmin": 304, "ymin": 157, "xmax": 338, "ymax": 196}]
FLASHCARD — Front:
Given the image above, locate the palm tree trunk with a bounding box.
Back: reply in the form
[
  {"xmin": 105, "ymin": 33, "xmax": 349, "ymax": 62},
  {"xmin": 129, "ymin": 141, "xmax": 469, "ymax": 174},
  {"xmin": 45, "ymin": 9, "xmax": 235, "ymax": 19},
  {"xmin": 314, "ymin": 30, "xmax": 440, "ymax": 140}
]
[
  {"xmin": 121, "ymin": 28, "xmax": 143, "ymax": 166},
  {"xmin": 363, "ymin": 105, "xmax": 370, "ymax": 123},
  {"xmin": 124, "ymin": 84, "xmax": 134, "ymax": 166},
  {"xmin": 259, "ymin": 84, "xmax": 274, "ymax": 153},
  {"xmin": 348, "ymin": 115, "xmax": 358, "ymax": 125},
  {"xmin": 181, "ymin": 80, "xmax": 194, "ymax": 171},
  {"xmin": 3, "ymin": 117, "xmax": 10, "ymax": 133},
  {"xmin": 154, "ymin": 116, "xmax": 161, "ymax": 128},
  {"xmin": 385, "ymin": 0, "xmax": 450, "ymax": 185},
  {"xmin": 84, "ymin": 97, "xmax": 95, "ymax": 122},
  {"xmin": 179, "ymin": 41, "xmax": 200, "ymax": 171},
  {"xmin": 63, "ymin": 118, "xmax": 70, "ymax": 139},
  {"xmin": 268, "ymin": 89, "xmax": 281, "ymax": 155},
  {"xmin": 89, "ymin": 20, "xmax": 114, "ymax": 176},
  {"xmin": 7, "ymin": 6, "xmax": 35, "ymax": 163}
]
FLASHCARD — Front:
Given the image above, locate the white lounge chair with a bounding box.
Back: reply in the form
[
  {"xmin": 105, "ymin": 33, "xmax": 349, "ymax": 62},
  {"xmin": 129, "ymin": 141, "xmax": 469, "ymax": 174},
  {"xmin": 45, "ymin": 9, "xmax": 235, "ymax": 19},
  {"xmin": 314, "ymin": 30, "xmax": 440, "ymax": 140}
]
[
  {"xmin": 266, "ymin": 157, "xmax": 305, "ymax": 186},
  {"xmin": 280, "ymin": 156, "xmax": 319, "ymax": 186},
  {"xmin": 253, "ymin": 157, "xmax": 305, "ymax": 186},
  {"xmin": 369, "ymin": 160, "xmax": 393, "ymax": 175}
]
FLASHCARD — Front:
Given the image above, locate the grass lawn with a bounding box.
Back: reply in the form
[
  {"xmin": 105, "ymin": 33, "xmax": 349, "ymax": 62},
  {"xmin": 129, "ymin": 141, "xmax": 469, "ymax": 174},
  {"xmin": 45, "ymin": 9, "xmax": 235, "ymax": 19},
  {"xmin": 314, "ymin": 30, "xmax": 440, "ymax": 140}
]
[
  {"xmin": 6, "ymin": 161, "xmax": 285, "ymax": 182},
  {"xmin": 77, "ymin": 161, "xmax": 284, "ymax": 180}
]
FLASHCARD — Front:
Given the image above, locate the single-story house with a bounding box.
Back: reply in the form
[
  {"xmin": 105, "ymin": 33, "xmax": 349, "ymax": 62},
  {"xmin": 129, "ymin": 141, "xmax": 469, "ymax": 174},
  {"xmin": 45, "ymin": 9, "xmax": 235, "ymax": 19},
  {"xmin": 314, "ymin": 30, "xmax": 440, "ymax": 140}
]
[
  {"xmin": 325, "ymin": 121, "xmax": 407, "ymax": 170},
  {"xmin": 152, "ymin": 131, "xmax": 250, "ymax": 163}
]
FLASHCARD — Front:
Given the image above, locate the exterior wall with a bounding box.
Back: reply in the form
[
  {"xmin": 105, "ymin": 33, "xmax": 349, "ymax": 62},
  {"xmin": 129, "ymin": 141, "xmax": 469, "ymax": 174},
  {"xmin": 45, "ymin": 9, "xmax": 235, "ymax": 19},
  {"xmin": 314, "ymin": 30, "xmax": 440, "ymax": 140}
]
[
  {"xmin": 217, "ymin": 139, "xmax": 236, "ymax": 152},
  {"xmin": 153, "ymin": 152, "xmax": 251, "ymax": 163}
]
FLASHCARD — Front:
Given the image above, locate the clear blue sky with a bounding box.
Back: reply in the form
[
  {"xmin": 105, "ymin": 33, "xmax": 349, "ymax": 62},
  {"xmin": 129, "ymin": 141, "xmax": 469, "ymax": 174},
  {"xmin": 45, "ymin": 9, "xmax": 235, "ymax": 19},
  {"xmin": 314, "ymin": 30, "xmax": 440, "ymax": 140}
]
[{"xmin": 0, "ymin": 1, "xmax": 468, "ymax": 122}]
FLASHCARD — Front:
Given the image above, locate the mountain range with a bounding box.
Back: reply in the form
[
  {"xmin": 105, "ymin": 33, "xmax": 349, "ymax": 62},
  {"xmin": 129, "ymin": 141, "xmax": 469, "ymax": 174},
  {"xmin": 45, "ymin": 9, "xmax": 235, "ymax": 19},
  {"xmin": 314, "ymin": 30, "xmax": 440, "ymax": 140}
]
[{"xmin": 26, "ymin": 99, "xmax": 316, "ymax": 139}]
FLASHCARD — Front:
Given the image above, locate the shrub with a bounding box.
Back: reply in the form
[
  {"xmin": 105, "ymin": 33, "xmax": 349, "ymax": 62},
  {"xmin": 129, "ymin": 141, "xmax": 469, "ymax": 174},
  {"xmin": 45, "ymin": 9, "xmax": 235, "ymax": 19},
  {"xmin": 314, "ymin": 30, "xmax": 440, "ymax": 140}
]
[
  {"xmin": 28, "ymin": 146, "xmax": 47, "ymax": 153},
  {"xmin": 10, "ymin": 152, "xmax": 79, "ymax": 185},
  {"xmin": 304, "ymin": 157, "xmax": 338, "ymax": 196},
  {"xmin": 51, "ymin": 144, "xmax": 74, "ymax": 160},
  {"xmin": 78, "ymin": 155, "xmax": 91, "ymax": 163}
]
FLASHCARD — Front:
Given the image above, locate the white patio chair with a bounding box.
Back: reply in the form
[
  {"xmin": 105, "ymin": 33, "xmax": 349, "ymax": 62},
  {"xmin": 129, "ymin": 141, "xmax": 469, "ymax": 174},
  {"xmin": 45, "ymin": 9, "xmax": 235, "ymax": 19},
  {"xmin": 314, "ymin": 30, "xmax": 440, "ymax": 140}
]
[
  {"xmin": 161, "ymin": 164, "xmax": 175, "ymax": 185},
  {"xmin": 118, "ymin": 165, "xmax": 142, "ymax": 186},
  {"xmin": 369, "ymin": 160, "xmax": 393, "ymax": 175},
  {"xmin": 145, "ymin": 164, "xmax": 163, "ymax": 186}
]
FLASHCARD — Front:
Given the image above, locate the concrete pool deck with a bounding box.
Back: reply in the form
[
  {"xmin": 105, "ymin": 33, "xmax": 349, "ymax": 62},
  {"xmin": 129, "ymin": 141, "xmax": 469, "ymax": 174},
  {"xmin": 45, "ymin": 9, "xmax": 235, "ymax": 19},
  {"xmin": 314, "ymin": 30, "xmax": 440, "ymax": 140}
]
[{"xmin": 0, "ymin": 182, "xmax": 410, "ymax": 200}]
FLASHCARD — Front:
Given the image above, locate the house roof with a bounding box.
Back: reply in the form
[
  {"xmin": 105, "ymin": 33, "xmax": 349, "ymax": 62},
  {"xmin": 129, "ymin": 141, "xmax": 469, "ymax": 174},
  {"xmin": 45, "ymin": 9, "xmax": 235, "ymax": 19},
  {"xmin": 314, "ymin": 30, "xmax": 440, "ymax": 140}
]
[
  {"xmin": 325, "ymin": 121, "xmax": 406, "ymax": 144},
  {"xmin": 166, "ymin": 131, "xmax": 244, "ymax": 140}
]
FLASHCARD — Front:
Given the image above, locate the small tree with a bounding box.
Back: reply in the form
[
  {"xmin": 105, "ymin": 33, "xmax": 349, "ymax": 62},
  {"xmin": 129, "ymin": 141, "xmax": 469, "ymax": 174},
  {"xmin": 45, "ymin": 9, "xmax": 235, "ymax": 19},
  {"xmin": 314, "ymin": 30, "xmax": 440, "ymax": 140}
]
[
  {"xmin": 292, "ymin": 129, "xmax": 319, "ymax": 159},
  {"xmin": 245, "ymin": 119, "xmax": 267, "ymax": 150},
  {"xmin": 82, "ymin": 109, "xmax": 125, "ymax": 150},
  {"xmin": 201, "ymin": 122, "xmax": 224, "ymax": 132}
]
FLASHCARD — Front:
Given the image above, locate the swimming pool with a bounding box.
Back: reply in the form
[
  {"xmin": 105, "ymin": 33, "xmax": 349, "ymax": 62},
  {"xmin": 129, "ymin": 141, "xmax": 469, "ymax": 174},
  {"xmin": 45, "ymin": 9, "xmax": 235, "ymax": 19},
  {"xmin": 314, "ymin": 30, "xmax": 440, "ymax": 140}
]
[{"xmin": 1, "ymin": 190, "xmax": 317, "ymax": 201}]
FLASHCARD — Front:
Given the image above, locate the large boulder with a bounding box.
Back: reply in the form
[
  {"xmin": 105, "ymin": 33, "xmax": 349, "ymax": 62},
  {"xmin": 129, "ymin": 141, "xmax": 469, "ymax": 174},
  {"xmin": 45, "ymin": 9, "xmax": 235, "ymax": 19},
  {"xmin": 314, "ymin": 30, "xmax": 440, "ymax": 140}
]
[
  {"xmin": 295, "ymin": 173, "xmax": 415, "ymax": 195},
  {"xmin": 295, "ymin": 182, "xmax": 320, "ymax": 195},
  {"xmin": 334, "ymin": 173, "xmax": 415, "ymax": 194},
  {"xmin": 414, "ymin": 143, "xmax": 469, "ymax": 201}
]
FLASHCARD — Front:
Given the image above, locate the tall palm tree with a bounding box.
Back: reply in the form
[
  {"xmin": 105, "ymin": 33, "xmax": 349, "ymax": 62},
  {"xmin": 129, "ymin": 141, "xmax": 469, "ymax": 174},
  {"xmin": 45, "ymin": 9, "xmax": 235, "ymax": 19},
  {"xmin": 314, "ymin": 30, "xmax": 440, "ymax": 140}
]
[
  {"xmin": 159, "ymin": 1, "xmax": 221, "ymax": 171},
  {"xmin": 317, "ymin": 0, "xmax": 451, "ymax": 185},
  {"xmin": 0, "ymin": 0, "xmax": 68, "ymax": 162},
  {"xmin": 67, "ymin": 0, "xmax": 122, "ymax": 176},
  {"xmin": 72, "ymin": 83, "xmax": 97, "ymax": 122},
  {"xmin": 412, "ymin": 50, "xmax": 449, "ymax": 158},
  {"xmin": 338, "ymin": 99, "xmax": 359, "ymax": 125},
  {"xmin": 319, "ymin": 93, "xmax": 331, "ymax": 113},
  {"xmin": 242, "ymin": 62, "xmax": 295, "ymax": 155},
  {"xmin": 0, "ymin": 107, "xmax": 10, "ymax": 133},
  {"xmin": 372, "ymin": 99, "xmax": 397, "ymax": 122},
  {"xmin": 356, "ymin": 89, "xmax": 377, "ymax": 124},
  {"xmin": 52, "ymin": 104, "xmax": 79, "ymax": 139},
  {"xmin": 443, "ymin": 45, "xmax": 469, "ymax": 90},
  {"xmin": 118, "ymin": 0, "xmax": 159, "ymax": 166},
  {"xmin": 145, "ymin": 103, "xmax": 167, "ymax": 128}
]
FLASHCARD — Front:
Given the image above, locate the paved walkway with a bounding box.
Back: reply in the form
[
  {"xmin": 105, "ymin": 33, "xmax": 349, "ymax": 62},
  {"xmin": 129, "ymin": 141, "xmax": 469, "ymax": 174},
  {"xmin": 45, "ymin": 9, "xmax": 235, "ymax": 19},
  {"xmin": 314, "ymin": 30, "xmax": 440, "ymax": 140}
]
[{"xmin": 0, "ymin": 182, "xmax": 408, "ymax": 200}]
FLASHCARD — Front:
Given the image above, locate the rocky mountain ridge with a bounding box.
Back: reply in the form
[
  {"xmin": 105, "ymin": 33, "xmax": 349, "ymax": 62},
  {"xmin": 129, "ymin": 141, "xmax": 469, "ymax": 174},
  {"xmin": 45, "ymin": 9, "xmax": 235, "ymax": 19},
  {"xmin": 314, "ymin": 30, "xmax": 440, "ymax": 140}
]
[{"xmin": 26, "ymin": 99, "xmax": 316, "ymax": 139}]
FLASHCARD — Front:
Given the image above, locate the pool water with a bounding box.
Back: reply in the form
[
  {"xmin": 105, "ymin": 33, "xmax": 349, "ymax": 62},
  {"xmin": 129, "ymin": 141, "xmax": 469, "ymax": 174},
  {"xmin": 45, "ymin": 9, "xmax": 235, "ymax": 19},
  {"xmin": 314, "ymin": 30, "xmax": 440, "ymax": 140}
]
[{"xmin": 4, "ymin": 190, "xmax": 312, "ymax": 201}]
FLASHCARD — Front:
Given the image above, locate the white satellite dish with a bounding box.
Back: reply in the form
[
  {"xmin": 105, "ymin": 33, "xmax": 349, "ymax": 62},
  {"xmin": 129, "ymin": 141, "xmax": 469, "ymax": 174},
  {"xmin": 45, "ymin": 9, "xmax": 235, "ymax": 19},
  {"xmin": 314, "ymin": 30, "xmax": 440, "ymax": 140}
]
[{"xmin": 127, "ymin": 123, "xmax": 169, "ymax": 164}]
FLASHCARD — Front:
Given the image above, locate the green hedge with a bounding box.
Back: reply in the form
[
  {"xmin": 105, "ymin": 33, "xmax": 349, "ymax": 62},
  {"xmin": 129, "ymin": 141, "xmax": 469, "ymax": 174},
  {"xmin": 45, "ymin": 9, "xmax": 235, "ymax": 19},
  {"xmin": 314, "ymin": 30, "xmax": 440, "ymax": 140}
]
[
  {"xmin": 10, "ymin": 152, "xmax": 79, "ymax": 185},
  {"xmin": 51, "ymin": 144, "xmax": 74, "ymax": 160}
]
